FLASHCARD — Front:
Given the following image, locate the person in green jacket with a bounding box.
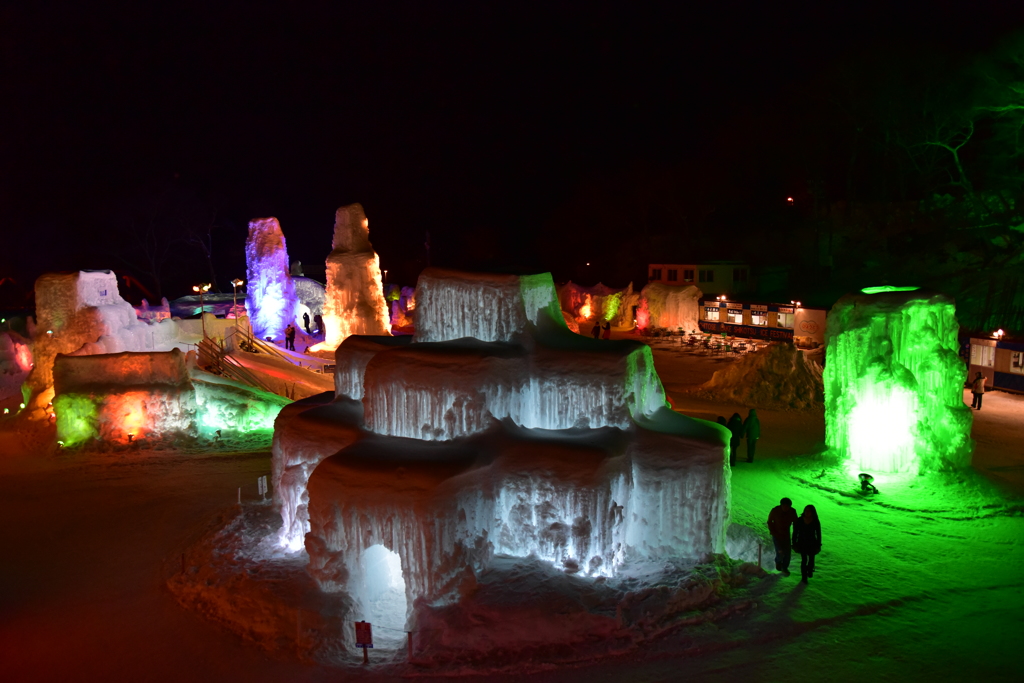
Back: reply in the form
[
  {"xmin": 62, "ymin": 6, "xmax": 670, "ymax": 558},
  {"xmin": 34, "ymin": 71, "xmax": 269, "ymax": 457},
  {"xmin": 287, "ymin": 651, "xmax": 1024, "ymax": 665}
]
[{"xmin": 743, "ymin": 408, "xmax": 760, "ymax": 463}]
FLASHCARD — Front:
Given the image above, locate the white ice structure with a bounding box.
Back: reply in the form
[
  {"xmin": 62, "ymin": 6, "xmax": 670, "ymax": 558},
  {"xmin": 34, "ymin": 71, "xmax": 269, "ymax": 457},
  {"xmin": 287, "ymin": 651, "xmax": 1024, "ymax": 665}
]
[
  {"xmin": 245, "ymin": 218, "xmax": 298, "ymax": 341},
  {"xmin": 640, "ymin": 282, "xmax": 701, "ymax": 332},
  {"xmin": 315, "ymin": 204, "xmax": 390, "ymax": 352},
  {"xmin": 292, "ymin": 276, "xmax": 326, "ymax": 327},
  {"xmin": 273, "ymin": 268, "xmax": 730, "ymax": 626},
  {"xmin": 25, "ymin": 270, "xmax": 181, "ymax": 419}
]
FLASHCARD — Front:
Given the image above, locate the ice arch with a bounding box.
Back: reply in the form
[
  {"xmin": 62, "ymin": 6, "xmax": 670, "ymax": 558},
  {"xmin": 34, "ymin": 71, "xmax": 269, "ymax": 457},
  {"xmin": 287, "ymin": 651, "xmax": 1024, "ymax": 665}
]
[{"xmin": 352, "ymin": 544, "xmax": 408, "ymax": 648}]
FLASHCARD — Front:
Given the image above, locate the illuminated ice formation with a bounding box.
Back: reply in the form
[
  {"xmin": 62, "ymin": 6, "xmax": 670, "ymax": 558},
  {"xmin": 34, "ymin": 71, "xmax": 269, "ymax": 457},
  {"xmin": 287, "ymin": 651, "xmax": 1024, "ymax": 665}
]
[
  {"xmin": 640, "ymin": 282, "xmax": 701, "ymax": 331},
  {"xmin": 558, "ymin": 282, "xmax": 639, "ymax": 328},
  {"xmin": 245, "ymin": 218, "xmax": 298, "ymax": 340},
  {"xmin": 53, "ymin": 349, "xmax": 289, "ymax": 446},
  {"xmin": 273, "ymin": 268, "xmax": 730, "ymax": 619},
  {"xmin": 317, "ymin": 204, "xmax": 390, "ymax": 351},
  {"xmin": 292, "ymin": 276, "xmax": 326, "ymax": 328},
  {"xmin": 824, "ymin": 287, "xmax": 973, "ymax": 474},
  {"xmin": 25, "ymin": 270, "xmax": 180, "ymax": 418}
]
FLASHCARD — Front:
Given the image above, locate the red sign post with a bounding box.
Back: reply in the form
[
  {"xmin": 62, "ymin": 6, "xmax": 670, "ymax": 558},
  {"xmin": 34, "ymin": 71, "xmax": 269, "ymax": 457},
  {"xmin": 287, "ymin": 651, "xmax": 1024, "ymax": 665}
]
[{"xmin": 355, "ymin": 621, "xmax": 373, "ymax": 664}]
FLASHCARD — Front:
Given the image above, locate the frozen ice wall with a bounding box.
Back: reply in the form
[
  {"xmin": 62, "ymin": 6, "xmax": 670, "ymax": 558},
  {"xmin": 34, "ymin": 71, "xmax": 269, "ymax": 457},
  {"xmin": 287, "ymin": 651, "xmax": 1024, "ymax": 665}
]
[
  {"xmin": 415, "ymin": 269, "xmax": 564, "ymax": 343},
  {"xmin": 52, "ymin": 349, "xmax": 290, "ymax": 446},
  {"xmin": 26, "ymin": 270, "xmax": 181, "ymax": 419},
  {"xmin": 361, "ymin": 340, "xmax": 666, "ymax": 440},
  {"xmin": 317, "ymin": 204, "xmax": 390, "ymax": 351},
  {"xmin": 824, "ymin": 287, "xmax": 973, "ymax": 474},
  {"xmin": 53, "ymin": 349, "xmax": 197, "ymax": 445},
  {"xmin": 641, "ymin": 282, "xmax": 701, "ymax": 331},
  {"xmin": 245, "ymin": 217, "xmax": 297, "ymax": 340},
  {"xmin": 304, "ymin": 416, "xmax": 728, "ymax": 607}
]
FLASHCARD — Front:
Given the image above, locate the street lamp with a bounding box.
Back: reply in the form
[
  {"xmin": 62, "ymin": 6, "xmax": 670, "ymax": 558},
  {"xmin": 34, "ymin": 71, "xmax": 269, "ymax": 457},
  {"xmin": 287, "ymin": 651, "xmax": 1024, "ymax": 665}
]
[
  {"xmin": 193, "ymin": 283, "xmax": 211, "ymax": 339},
  {"xmin": 382, "ymin": 269, "xmax": 388, "ymax": 283},
  {"xmin": 230, "ymin": 278, "xmax": 244, "ymax": 319}
]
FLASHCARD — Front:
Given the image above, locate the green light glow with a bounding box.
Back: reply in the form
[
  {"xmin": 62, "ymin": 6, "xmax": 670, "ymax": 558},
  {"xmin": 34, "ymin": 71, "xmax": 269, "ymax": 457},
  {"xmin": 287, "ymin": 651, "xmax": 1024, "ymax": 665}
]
[
  {"xmin": 54, "ymin": 394, "xmax": 99, "ymax": 446},
  {"xmin": 603, "ymin": 291, "xmax": 622, "ymax": 322},
  {"xmin": 824, "ymin": 289, "xmax": 972, "ymax": 474},
  {"xmin": 859, "ymin": 286, "xmax": 920, "ymax": 294}
]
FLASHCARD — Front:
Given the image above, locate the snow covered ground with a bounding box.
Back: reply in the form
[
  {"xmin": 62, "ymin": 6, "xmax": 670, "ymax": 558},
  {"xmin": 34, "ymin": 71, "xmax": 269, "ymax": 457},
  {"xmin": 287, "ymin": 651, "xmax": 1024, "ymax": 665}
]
[{"xmin": 1, "ymin": 336, "xmax": 1022, "ymax": 681}]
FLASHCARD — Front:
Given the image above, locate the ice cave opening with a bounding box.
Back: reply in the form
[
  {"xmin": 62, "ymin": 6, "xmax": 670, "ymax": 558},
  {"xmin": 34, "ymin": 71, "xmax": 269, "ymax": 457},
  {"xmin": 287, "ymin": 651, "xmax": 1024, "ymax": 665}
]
[{"xmin": 352, "ymin": 544, "xmax": 408, "ymax": 649}]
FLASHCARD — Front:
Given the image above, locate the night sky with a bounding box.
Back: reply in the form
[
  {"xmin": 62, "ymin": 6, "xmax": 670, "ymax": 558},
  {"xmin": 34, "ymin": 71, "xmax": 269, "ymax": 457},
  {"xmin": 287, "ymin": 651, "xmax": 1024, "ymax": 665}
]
[{"xmin": 3, "ymin": 1, "xmax": 1022, "ymax": 305}]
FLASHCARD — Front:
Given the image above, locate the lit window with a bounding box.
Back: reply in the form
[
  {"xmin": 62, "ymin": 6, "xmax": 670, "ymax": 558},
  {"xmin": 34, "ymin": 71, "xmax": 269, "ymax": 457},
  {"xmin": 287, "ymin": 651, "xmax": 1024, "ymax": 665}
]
[
  {"xmin": 704, "ymin": 307, "xmax": 720, "ymax": 321},
  {"xmin": 751, "ymin": 311, "xmax": 768, "ymax": 326},
  {"xmin": 727, "ymin": 309, "xmax": 743, "ymax": 324},
  {"xmin": 777, "ymin": 312, "xmax": 794, "ymax": 329},
  {"xmin": 971, "ymin": 344, "xmax": 995, "ymax": 367},
  {"xmin": 1012, "ymin": 351, "xmax": 1024, "ymax": 375}
]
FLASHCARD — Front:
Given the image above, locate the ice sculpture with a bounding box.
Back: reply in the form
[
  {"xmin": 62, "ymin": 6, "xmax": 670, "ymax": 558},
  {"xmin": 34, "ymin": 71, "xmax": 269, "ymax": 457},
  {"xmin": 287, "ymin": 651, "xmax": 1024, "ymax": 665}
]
[
  {"xmin": 53, "ymin": 348, "xmax": 289, "ymax": 446},
  {"xmin": 292, "ymin": 276, "xmax": 326, "ymax": 327},
  {"xmin": 273, "ymin": 267, "xmax": 730, "ymax": 621},
  {"xmin": 557, "ymin": 281, "xmax": 640, "ymax": 328},
  {"xmin": 245, "ymin": 218, "xmax": 297, "ymax": 340},
  {"xmin": 315, "ymin": 204, "xmax": 390, "ymax": 351},
  {"xmin": 823, "ymin": 286, "xmax": 973, "ymax": 474},
  {"xmin": 25, "ymin": 270, "xmax": 180, "ymax": 419},
  {"xmin": 640, "ymin": 282, "xmax": 701, "ymax": 331}
]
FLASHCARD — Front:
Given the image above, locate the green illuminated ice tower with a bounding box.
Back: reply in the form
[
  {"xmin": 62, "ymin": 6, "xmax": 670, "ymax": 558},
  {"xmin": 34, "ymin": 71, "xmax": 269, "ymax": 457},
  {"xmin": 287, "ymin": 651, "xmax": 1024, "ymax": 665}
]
[{"xmin": 824, "ymin": 287, "xmax": 973, "ymax": 475}]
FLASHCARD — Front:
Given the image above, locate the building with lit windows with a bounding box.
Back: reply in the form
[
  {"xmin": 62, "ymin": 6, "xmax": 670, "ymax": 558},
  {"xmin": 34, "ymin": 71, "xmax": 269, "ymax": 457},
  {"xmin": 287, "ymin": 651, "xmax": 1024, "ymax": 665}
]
[{"xmin": 698, "ymin": 296, "xmax": 827, "ymax": 346}]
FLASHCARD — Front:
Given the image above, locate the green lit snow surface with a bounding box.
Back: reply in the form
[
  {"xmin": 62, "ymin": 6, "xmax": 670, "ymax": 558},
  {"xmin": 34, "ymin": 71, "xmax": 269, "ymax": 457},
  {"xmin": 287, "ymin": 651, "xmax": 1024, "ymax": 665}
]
[
  {"xmin": 859, "ymin": 285, "xmax": 921, "ymax": 294},
  {"xmin": 666, "ymin": 458, "xmax": 1024, "ymax": 682}
]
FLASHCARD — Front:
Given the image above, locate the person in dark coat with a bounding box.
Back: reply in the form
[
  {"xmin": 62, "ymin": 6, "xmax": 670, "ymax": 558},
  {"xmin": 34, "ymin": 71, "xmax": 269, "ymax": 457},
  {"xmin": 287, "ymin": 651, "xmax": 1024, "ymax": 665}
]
[
  {"xmin": 743, "ymin": 408, "xmax": 761, "ymax": 463},
  {"xmin": 591, "ymin": 321, "xmax": 601, "ymax": 339},
  {"xmin": 971, "ymin": 371, "xmax": 986, "ymax": 410},
  {"xmin": 726, "ymin": 413, "xmax": 744, "ymax": 466},
  {"xmin": 602, "ymin": 322, "xmax": 612, "ymax": 339},
  {"xmin": 768, "ymin": 497, "xmax": 799, "ymax": 575},
  {"xmin": 716, "ymin": 416, "xmax": 727, "ymax": 426},
  {"xmin": 284, "ymin": 324, "xmax": 296, "ymax": 351},
  {"xmin": 302, "ymin": 312, "xmax": 311, "ymax": 335},
  {"xmin": 791, "ymin": 504, "xmax": 822, "ymax": 583},
  {"xmin": 313, "ymin": 313, "xmax": 324, "ymax": 336}
]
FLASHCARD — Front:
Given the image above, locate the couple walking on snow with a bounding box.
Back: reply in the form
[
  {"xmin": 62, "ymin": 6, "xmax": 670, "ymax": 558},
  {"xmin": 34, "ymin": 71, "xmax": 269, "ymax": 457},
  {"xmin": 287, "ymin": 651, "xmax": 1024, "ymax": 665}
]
[
  {"xmin": 767, "ymin": 497, "xmax": 821, "ymax": 584},
  {"xmin": 719, "ymin": 409, "xmax": 759, "ymax": 466}
]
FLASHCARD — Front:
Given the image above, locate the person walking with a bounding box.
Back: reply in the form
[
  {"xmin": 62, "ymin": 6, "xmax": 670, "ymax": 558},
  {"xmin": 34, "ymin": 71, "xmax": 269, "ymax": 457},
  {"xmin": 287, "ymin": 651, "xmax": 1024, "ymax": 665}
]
[
  {"xmin": 791, "ymin": 504, "xmax": 822, "ymax": 584},
  {"xmin": 971, "ymin": 372, "xmax": 986, "ymax": 410},
  {"xmin": 284, "ymin": 324, "xmax": 296, "ymax": 351},
  {"xmin": 767, "ymin": 497, "xmax": 799, "ymax": 576},
  {"xmin": 602, "ymin": 322, "xmax": 612, "ymax": 340},
  {"xmin": 726, "ymin": 413, "xmax": 744, "ymax": 466},
  {"xmin": 302, "ymin": 312, "xmax": 311, "ymax": 335},
  {"xmin": 743, "ymin": 408, "xmax": 760, "ymax": 463},
  {"xmin": 591, "ymin": 321, "xmax": 601, "ymax": 339}
]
